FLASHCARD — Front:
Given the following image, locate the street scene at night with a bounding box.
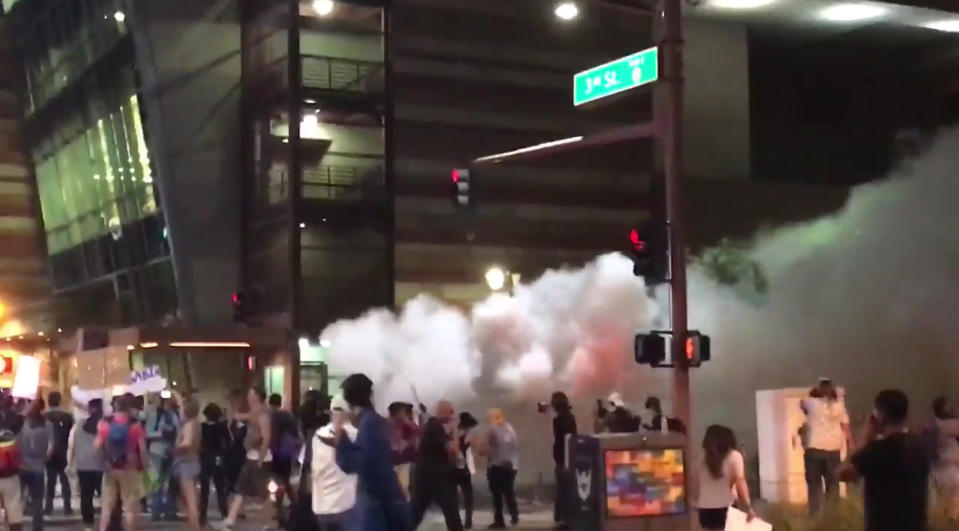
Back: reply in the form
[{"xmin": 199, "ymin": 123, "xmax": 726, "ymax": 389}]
[{"xmin": 0, "ymin": 0, "xmax": 958, "ymax": 529}]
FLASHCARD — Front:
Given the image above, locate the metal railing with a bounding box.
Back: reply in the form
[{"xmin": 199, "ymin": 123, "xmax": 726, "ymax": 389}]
[
  {"xmin": 303, "ymin": 163, "xmax": 384, "ymax": 201},
  {"xmin": 301, "ymin": 55, "xmax": 384, "ymax": 93}
]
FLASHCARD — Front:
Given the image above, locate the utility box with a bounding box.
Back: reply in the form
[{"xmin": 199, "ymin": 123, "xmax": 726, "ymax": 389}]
[{"xmin": 568, "ymin": 432, "xmax": 689, "ymax": 531}]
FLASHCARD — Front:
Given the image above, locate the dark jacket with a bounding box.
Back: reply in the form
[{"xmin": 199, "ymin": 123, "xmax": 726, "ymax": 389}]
[{"xmin": 336, "ymin": 409, "xmax": 412, "ymax": 531}]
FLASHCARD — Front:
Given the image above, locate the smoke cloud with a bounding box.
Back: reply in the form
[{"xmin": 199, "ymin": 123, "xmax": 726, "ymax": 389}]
[{"xmin": 321, "ymin": 128, "xmax": 959, "ymax": 470}]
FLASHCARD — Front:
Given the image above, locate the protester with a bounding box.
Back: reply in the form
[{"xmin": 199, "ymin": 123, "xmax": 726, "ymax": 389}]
[
  {"xmin": 485, "ymin": 408, "xmax": 519, "ymax": 528},
  {"xmin": 643, "ymin": 396, "xmax": 665, "ymax": 432},
  {"xmin": 67, "ymin": 398, "xmax": 104, "ymax": 530},
  {"xmin": 199, "ymin": 402, "xmax": 231, "ymax": 527},
  {"xmin": 594, "ymin": 393, "xmax": 640, "ymax": 433},
  {"xmin": 0, "ymin": 425, "xmax": 23, "ymax": 531},
  {"xmin": 839, "ymin": 389, "xmax": 930, "ymax": 531},
  {"xmin": 800, "ymin": 378, "xmax": 852, "ymax": 515},
  {"xmin": 216, "ymin": 387, "xmax": 272, "ymax": 530},
  {"xmin": 97, "ymin": 392, "xmax": 148, "ymax": 531},
  {"xmin": 388, "ymin": 401, "xmax": 419, "ymax": 500},
  {"xmin": 145, "ymin": 394, "xmax": 178, "ymax": 520},
  {"xmin": 454, "ymin": 412, "xmax": 478, "ymax": 529},
  {"xmin": 412, "ymin": 400, "xmax": 463, "ymax": 530},
  {"xmin": 19, "ymin": 399, "xmax": 52, "ymax": 531},
  {"xmin": 930, "ymin": 396, "xmax": 959, "ymax": 519},
  {"xmin": 550, "ymin": 391, "xmax": 577, "ymax": 529},
  {"xmin": 268, "ymin": 393, "xmax": 301, "ymax": 527},
  {"xmin": 43, "ymin": 392, "xmax": 72, "ymax": 515},
  {"xmin": 0, "ymin": 395, "xmax": 23, "ymax": 435},
  {"xmin": 173, "ymin": 394, "xmax": 201, "ymax": 530},
  {"xmin": 335, "ymin": 373, "xmax": 412, "ymax": 531},
  {"xmin": 294, "ymin": 394, "xmax": 358, "ymax": 531},
  {"xmin": 695, "ymin": 425, "xmax": 754, "ymax": 530},
  {"xmin": 225, "ymin": 389, "xmax": 248, "ymax": 498}
]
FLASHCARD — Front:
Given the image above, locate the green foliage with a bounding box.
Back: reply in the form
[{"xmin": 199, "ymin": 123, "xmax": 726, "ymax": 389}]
[
  {"xmin": 697, "ymin": 239, "xmax": 768, "ymax": 300},
  {"xmin": 763, "ymin": 488, "xmax": 954, "ymax": 531}
]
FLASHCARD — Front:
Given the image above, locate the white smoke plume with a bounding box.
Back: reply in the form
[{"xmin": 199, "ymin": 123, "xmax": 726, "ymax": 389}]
[{"xmin": 321, "ymin": 128, "xmax": 959, "ymax": 473}]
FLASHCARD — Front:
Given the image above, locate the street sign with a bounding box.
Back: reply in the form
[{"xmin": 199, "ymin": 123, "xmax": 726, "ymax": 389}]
[{"xmin": 573, "ymin": 46, "xmax": 658, "ymax": 106}]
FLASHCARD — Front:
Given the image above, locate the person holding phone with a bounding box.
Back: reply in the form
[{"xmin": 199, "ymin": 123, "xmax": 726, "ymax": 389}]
[{"xmin": 839, "ymin": 389, "xmax": 930, "ymax": 531}]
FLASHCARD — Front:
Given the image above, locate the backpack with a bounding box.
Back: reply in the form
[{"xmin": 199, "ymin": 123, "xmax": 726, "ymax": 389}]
[
  {"xmin": 0, "ymin": 429, "xmax": 20, "ymax": 477},
  {"xmin": 104, "ymin": 416, "xmax": 134, "ymax": 469}
]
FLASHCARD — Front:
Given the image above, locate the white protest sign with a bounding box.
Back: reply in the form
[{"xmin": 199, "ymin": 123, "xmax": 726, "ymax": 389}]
[
  {"xmin": 12, "ymin": 356, "xmax": 41, "ymax": 398},
  {"xmin": 724, "ymin": 507, "xmax": 772, "ymax": 531}
]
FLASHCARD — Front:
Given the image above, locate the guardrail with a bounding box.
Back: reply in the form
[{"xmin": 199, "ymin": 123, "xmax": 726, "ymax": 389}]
[{"xmin": 301, "ymin": 55, "xmax": 383, "ymax": 93}]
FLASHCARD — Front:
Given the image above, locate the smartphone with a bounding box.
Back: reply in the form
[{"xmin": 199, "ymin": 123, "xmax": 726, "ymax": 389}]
[{"xmin": 160, "ymin": 390, "xmax": 172, "ymax": 399}]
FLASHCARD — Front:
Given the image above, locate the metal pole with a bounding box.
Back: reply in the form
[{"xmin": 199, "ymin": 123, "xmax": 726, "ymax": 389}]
[
  {"xmin": 288, "ymin": 0, "xmax": 303, "ymax": 407},
  {"xmin": 658, "ymin": 0, "xmax": 689, "ymax": 427}
]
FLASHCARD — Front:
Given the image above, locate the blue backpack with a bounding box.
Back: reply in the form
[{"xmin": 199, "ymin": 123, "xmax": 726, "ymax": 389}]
[{"xmin": 104, "ymin": 417, "xmax": 133, "ymax": 469}]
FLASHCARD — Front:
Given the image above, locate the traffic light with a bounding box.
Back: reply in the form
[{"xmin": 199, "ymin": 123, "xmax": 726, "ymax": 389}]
[
  {"xmin": 628, "ymin": 222, "xmax": 667, "ymax": 284},
  {"xmin": 635, "ymin": 333, "xmax": 666, "ymax": 366},
  {"xmin": 451, "ymin": 168, "xmax": 474, "ymax": 208},
  {"xmin": 684, "ymin": 331, "xmax": 711, "ymax": 367},
  {"xmin": 232, "ymin": 292, "xmax": 245, "ymax": 323}
]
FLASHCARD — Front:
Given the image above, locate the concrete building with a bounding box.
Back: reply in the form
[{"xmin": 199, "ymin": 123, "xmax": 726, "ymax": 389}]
[{"xmin": 0, "ymin": 0, "xmax": 956, "ymax": 402}]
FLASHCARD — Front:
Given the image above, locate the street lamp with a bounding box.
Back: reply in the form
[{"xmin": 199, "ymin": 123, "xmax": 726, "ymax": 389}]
[
  {"xmin": 554, "ymin": 2, "xmax": 579, "ymax": 21},
  {"xmin": 312, "ymin": 0, "xmax": 334, "ymax": 16},
  {"xmin": 485, "ymin": 267, "xmax": 507, "ymax": 292}
]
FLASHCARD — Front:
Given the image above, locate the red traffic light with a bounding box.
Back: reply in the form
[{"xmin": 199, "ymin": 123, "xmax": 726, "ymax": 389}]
[
  {"xmin": 451, "ymin": 169, "xmax": 460, "ymax": 183},
  {"xmin": 232, "ymin": 293, "xmax": 239, "ymax": 304},
  {"xmin": 629, "ymin": 229, "xmax": 646, "ymax": 251},
  {"xmin": 685, "ymin": 337, "xmax": 695, "ymax": 360}
]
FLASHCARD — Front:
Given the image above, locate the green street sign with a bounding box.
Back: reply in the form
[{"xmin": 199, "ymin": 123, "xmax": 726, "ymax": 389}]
[{"xmin": 573, "ymin": 46, "xmax": 659, "ymax": 106}]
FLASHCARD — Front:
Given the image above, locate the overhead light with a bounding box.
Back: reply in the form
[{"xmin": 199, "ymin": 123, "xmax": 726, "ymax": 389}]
[
  {"xmin": 140, "ymin": 342, "xmax": 159, "ymax": 349},
  {"xmin": 819, "ymin": 3, "xmax": 888, "ymax": 23},
  {"xmin": 710, "ymin": 0, "xmax": 777, "ymax": 8},
  {"xmin": 485, "ymin": 266, "xmax": 507, "ymax": 291},
  {"xmin": 925, "ymin": 19, "xmax": 959, "ymax": 33},
  {"xmin": 312, "ymin": 0, "xmax": 334, "ymax": 16},
  {"xmin": 304, "ymin": 98, "xmax": 317, "ymax": 104},
  {"xmin": 554, "ymin": 2, "xmax": 579, "ymax": 21},
  {"xmin": 302, "ymin": 113, "xmax": 319, "ymax": 127},
  {"xmin": 319, "ymin": 338, "xmax": 332, "ymax": 348},
  {"xmin": 113, "ymin": 11, "xmax": 126, "ymax": 23},
  {"xmin": 169, "ymin": 342, "xmax": 251, "ymax": 348},
  {"xmin": 299, "ymin": 222, "xmax": 306, "ymax": 229}
]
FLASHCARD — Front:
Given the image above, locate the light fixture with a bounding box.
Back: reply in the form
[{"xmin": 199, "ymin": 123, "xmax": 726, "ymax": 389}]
[
  {"xmin": 304, "ymin": 98, "xmax": 317, "ymax": 104},
  {"xmin": 302, "ymin": 113, "xmax": 319, "ymax": 127},
  {"xmin": 312, "ymin": 0, "xmax": 334, "ymax": 16},
  {"xmin": 113, "ymin": 11, "xmax": 126, "ymax": 22},
  {"xmin": 925, "ymin": 19, "xmax": 959, "ymax": 33},
  {"xmin": 819, "ymin": 3, "xmax": 888, "ymax": 23},
  {"xmin": 710, "ymin": 0, "xmax": 776, "ymax": 8},
  {"xmin": 299, "ymin": 222, "xmax": 306, "ymax": 229},
  {"xmin": 554, "ymin": 2, "xmax": 579, "ymax": 21},
  {"xmin": 485, "ymin": 267, "xmax": 507, "ymax": 291},
  {"xmin": 140, "ymin": 342, "xmax": 159, "ymax": 349},
  {"xmin": 169, "ymin": 342, "xmax": 251, "ymax": 348},
  {"xmin": 37, "ymin": 332, "xmax": 43, "ymax": 337},
  {"xmin": 319, "ymin": 338, "xmax": 332, "ymax": 348},
  {"xmin": 282, "ymin": 138, "xmax": 290, "ymax": 144}
]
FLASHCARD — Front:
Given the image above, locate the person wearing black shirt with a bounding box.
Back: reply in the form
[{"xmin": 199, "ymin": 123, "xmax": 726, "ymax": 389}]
[
  {"xmin": 44, "ymin": 391, "xmax": 73, "ymax": 515},
  {"xmin": 551, "ymin": 392, "xmax": 577, "ymax": 529},
  {"xmin": 643, "ymin": 396, "xmax": 664, "ymax": 432},
  {"xmin": 411, "ymin": 400, "xmax": 463, "ymax": 531},
  {"xmin": 269, "ymin": 394, "xmax": 301, "ymax": 527},
  {"xmin": 839, "ymin": 389, "xmax": 930, "ymax": 531},
  {"xmin": 199, "ymin": 403, "xmax": 231, "ymax": 527}
]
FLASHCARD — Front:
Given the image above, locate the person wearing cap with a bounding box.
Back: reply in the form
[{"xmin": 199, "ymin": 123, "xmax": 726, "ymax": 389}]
[
  {"xmin": 800, "ymin": 377, "xmax": 852, "ymax": 515},
  {"xmin": 291, "ymin": 394, "xmax": 358, "ymax": 530},
  {"xmin": 335, "ymin": 374, "xmax": 412, "ymax": 531},
  {"xmin": 594, "ymin": 393, "xmax": 640, "ymax": 434}
]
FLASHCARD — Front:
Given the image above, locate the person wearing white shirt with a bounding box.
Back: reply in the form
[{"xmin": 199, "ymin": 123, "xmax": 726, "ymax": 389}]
[
  {"xmin": 695, "ymin": 425, "xmax": 754, "ymax": 531},
  {"xmin": 294, "ymin": 395, "xmax": 357, "ymax": 530},
  {"xmin": 800, "ymin": 378, "xmax": 853, "ymax": 515}
]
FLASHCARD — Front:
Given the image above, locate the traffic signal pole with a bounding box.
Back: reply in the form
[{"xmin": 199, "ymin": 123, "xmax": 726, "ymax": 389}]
[{"xmin": 658, "ymin": 0, "xmax": 690, "ymax": 429}]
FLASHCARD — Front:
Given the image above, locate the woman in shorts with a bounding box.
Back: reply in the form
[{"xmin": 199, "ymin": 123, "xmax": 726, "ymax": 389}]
[
  {"xmin": 173, "ymin": 394, "xmax": 202, "ymax": 530},
  {"xmin": 695, "ymin": 425, "xmax": 755, "ymax": 530}
]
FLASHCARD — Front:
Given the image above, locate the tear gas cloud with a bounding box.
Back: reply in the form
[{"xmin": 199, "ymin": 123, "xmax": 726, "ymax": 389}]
[{"xmin": 322, "ymin": 129, "xmax": 959, "ymax": 443}]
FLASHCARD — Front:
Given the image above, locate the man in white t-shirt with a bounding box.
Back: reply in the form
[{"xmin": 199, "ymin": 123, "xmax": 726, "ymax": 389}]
[
  {"xmin": 295, "ymin": 395, "xmax": 357, "ymax": 530},
  {"xmin": 800, "ymin": 378, "xmax": 853, "ymax": 515}
]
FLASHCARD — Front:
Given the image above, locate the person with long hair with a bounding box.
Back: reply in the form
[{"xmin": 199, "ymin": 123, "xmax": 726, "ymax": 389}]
[
  {"xmin": 800, "ymin": 378, "xmax": 852, "ymax": 515},
  {"xmin": 550, "ymin": 391, "xmax": 576, "ymax": 529},
  {"xmin": 931, "ymin": 396, "xmax": 959, "ymax": 519},
  {"xmin": 68, "ymin": 399, "xmax": 104, "ymax": 529},
  {"xmin": 19, "ymin": 399, "xmax": 53, "ymax": 531},
  {"xmin": 198, "ymin": 403, "xmax": 231, "ymax": 527},
  {"xmin": 172, "ymin": 394, "xmax": 201, "ymax": 530},
  {"xmin": 454, "ymin": 412, "xmax": 478, "ymax": 529},
  {"xmin": 695, "ymin": 425, "xmax": 754, "ymax": 531}
]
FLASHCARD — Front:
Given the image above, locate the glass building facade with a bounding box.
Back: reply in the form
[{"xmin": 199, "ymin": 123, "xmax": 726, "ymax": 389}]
[{"xmin": 10, "ymin": 0, "xmax": 176, "ymax": 327}]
